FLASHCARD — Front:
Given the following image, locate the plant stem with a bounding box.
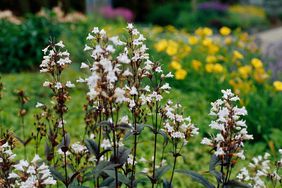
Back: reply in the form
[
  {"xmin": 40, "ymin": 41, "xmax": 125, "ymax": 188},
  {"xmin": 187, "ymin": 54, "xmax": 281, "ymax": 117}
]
[
  {"xmin": 110, "ymin": 104, "xmax": 119, "ymax": 187},
  {"xmin": 131, "ymin": 105, "xmax": 138, "ymax": 187},
  {"xmin": 152, "ymin": 101, "xmax": 159, "ymax": 188},
  {"xmin": 169, "ymin": 154, "xmax": 177, "ymax": 187},
  {"xmin": 61, "ymin": 111, "xmax": 69, "ymax": 187}
]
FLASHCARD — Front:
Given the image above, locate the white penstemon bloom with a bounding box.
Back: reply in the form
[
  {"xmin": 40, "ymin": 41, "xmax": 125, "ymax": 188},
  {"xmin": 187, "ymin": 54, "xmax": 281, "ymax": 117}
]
[
  {"xmin": 162, "ymin": 101, "xmax": 199, "ymax": 144},
  {"xmin": 0, "ymin": 142, "xmax": 16, "ymax": 161},
  {"xmin": 71, "ymin": 142, "xmax": 87, "ymax": 154},
  {"xmin": 9, "ymin": 154, "xmax": 56, "ymax": 187},
  {"xmin": 237, "ymin": 150, "xmax": 282, "ymax": 187},
  {"xmin": 201, "ymin": 89, "xmax": 253, "ymax": 159}
]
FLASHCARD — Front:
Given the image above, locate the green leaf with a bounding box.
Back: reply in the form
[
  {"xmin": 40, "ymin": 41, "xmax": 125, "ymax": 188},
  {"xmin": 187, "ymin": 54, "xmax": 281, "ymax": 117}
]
[
  {"xmin": 163, "ymin": 179, "xmax": 172, "ymax": 188},
  {"xmin": 50, "ymin": 167, "xmax": 65, "ymax": 183},
  {"xmin": 158, "ymin": 130, "xmax": 169, "ymax": 145},
  {"xmin": 176, "ymin": 169, "xmax": 215, "ymax": 188},
  {"xmin": 209, "ymin": 154, "xmax": 222, "ymax": 183},
  {"xmin": 104, "ymin": 170, "xmax": 130, "ymax": 186},
  {"xmin": 93, "ymin": 161, "xmax": 116, "ymax": 179},
  {"xmin": 155, "ymin": 165, "xmax": 170, "ymax": 180},
  {"xmin": 100, "ymin": 176, "xmax": 115, "ymax": 188},
  {"xmin": 223, "ymin": 180, "xmax": 252, "ymax": 188},
  {"xmin": 110, "ymin": 147, "xmax": 130, "ymax": 166},
  {"xmin": 85, "ymin": 139, "xmax": 99, "ymax": 157}
]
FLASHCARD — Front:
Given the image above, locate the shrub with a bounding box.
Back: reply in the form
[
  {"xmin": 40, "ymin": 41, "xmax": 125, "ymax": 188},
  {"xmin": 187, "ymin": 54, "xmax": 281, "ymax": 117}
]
[{"xmin": 0, "ymin": 15, "xmax": 61, "ymax": 73}]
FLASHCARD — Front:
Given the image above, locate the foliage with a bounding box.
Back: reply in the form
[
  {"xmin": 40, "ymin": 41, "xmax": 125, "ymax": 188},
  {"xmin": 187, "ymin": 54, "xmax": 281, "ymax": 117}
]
[{"xmin": 0, "ymin": 14, "xmax": 61, "ymax": 73}]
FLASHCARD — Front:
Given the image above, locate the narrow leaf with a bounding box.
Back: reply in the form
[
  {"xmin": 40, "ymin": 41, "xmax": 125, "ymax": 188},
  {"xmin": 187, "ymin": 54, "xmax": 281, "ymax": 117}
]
[
  {"xmin": 223, "ymin": 180, "xmax": 252, "ymax": 188},
  {"xmin": 176, "ymin": 169, "xmax": 215, "ymax": 188}
]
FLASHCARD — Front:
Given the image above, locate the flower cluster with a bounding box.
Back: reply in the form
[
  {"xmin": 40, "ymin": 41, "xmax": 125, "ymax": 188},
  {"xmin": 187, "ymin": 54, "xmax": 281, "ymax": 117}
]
[
  {"xmin": 162, "ymin": 101, "xmax": 199, "ymax": 144},
  {"xmin": 201, "ymin": 89, "xmax": 253, "ymax": 160},
  {"xmin": 8, "ymin": 155, "xmax": 56, "ymax": 187},
  {"xmin": 237, "ymin": 150, "xmax": 282, "ymax": 188},
  {"xmin": 0, "ymin": 142, "xmax": 16, "ymax": 186}
]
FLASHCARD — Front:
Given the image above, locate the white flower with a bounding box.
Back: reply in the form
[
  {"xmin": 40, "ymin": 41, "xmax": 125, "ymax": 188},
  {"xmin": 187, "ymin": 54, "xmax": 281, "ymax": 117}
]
[
  {"xmin": 8, "ymin": 172, "xmax": 19, "ymax": 179},
  {"xmin": 71, "ymin": 142, "xmax": 87, "ymax": 154},
  {"xmin": 114, "ymin": 88, "xmax": 127, "ymax": 103},
  {"xmin": 84, "ymin": 44, "xmax": 92, "ymax": 51},
  {"xmin": 127, "ymin": 23, "xmax": 134, "ymax": 30},
  {"xmin": 43, "ymin": 81, "xmax": 51, "ymax": 87},
  {"xmin": 35, "ymin": 102, "xmax": 44, "ymax": 108},
  {"xmin": 31, "ymin": 154, "xmax": 41, "ymax": 163},
  {"xmin": 160, "ymin": 83, "xmax": 171, "ymax": 90},
  {"xmin": 54, "ymin": 82, "xmax": 62, "ymax": 89},
  {"xmin": 127, "ymin": 155, "xmax": 134, "ymax": 165},
  {"xmin": 101, "ymin": 139, "xmax": 111, "ymax": 149},
  {"xmin": 130, "ymin": 86, "xmax": 138, "ymax": 96},
  {"xmin": 86, "ymin": 33, "xmax": 94, "ymax": 40},
  {"xmin": 201, "ymin": 137, "xmax": 212, "ymax": 145},
  {"xmin": 42, "ymin": 177, "xmax": 57, "ymax": 185},
  {"xmin": 42, "ymin": 46, "xmax": 49, "ymax": 54},
  {"xmin": 80, "ymin": 62, "xmax": 89, "ymax": 69},
  {"xmin": 66, "ymin": 81, "xmax": 75, "ymax": 88},
  {"xmin": 117, "ymin": 53, "xmax": 130, "ymax": 64},
  {"xmin": 215, "ymin": 147, "xmax": 225, "ymax": 156},
  {"xmin": 165, "ymin": 72, "xmax": 174, "ymax": 78},
  {"xmin": 55, "ymin": 41, "xmax": 65, "ymax": 48},
  {"xmin": 109, "ymin": 36, "xmax": 125, "ymax": 46},
  {"xmin": 92, "ymin": 27, "xmax": 99, "ymax": 34}
]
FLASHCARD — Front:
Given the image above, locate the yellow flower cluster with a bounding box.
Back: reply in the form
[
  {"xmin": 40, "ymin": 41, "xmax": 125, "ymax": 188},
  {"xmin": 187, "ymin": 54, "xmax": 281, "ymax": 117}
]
[{"xmin": 153, "ymin": 26, "xmax": 278, "ymax": 94}]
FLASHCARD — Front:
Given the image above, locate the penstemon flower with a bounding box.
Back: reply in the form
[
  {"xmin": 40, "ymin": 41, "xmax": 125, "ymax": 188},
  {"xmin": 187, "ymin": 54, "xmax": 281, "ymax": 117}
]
[
  {"xmin": 40, "ymin": 40, "xmax": 75, "ymax": 186},
  {"xmin": 202, "ymin": 89, "xmax": 253, "ymax": 159},
  {"xmin": 79, "ymin": 24, "xmax": 189, "ymax": 187},
  {"xmin": 8, "ymin": 154, "xmax": 56, "ymax": 187},
  {"xmin": 201, "ymin": 89, "xmax": 253, "ymax": 186},
  {"xmin": 237, "ymin": 150, "xmax": 282, "ymax": 188}
]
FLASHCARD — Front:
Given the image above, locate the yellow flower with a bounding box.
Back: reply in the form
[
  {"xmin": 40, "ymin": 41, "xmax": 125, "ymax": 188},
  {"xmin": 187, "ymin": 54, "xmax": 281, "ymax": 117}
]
[
  {"xmin": 203, "ymin": 27, "xmax": 213, "ymax": 36},
  {"xmin": 166, "ymin": 25, "xmax": 177, "ymax": 32},
  {"xmin": 152, "ymin": 26, "xmax": 163, "ymax": 34},
  {"xmin": 224, "ymin": 37, "xmax": 232, "ymax": 45},
  {"xmin": 183, "ymin": 45, "xmax": 191, "ymax": 53},
  {"xmin": 238, "ymin": 65, "xmax": 252, "ymax": 79},
  {"xmin": 202, "ymin": 38, "xmax": 212, "ymax": 46},
  {"xmin": 274, "ymin": 81, "xmax": 282, "ymax": 91},
  {"xmin": 170, "ymin": 60, "xmax": 182, "ymax": 70},
  {"xmin": 175, "ymin": 69, "xmax": 187, "ymax": 80},
  {"xmin": 195, "ymin": 27, "xmax": 213, "ymax": 36},
  {"xmin": 208, "ymin": 44, "xmax": 219, "ymax": 54},
  {"xmin": 188, "ymin": 36, "xmax": 198, "ymax": 45},
  {"xmin": 205, "ymin": 64, "xmax": 214, "ymax": 73},
  {"xmin": 251, "ymin": 58, "xmax": 263, "ymax": 69},
  {"xmin": 166, "ymin": 40, "xmax": 178, "ymax": 56},
  {"xmin": 233, "ymin": 50, "xmax": 244, "ymax": 60},
  {"xmin": 154, "ymin": 39, "xmax": 167, "ymax": 52},
  {"xmin": 213, "ymin": 63, "xmax": 224, "ymax": 73},
  {"xmin": 219, "ymin": 26, "xmax": 231, "ymax": 36},
  {"xmin": 254, "ymin": 68, "xmax": 268, "ymax": 83},
  {"xmin": 192, "ymin": 60, "xmax": 202, "ymax": 71},
  {"xmin": 195, "ymin": 28, "xmax": 204, "ymax": 36},
  {"xmin": 206, "ymin": 55, "xmax": 217, "ymax": 63}
]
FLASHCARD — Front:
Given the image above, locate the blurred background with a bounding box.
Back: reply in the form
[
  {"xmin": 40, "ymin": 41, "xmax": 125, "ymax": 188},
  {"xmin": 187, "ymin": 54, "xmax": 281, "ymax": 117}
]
[{"xmin": 1, "ymin": 0, "xmax": 282, "ymax": 30}]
